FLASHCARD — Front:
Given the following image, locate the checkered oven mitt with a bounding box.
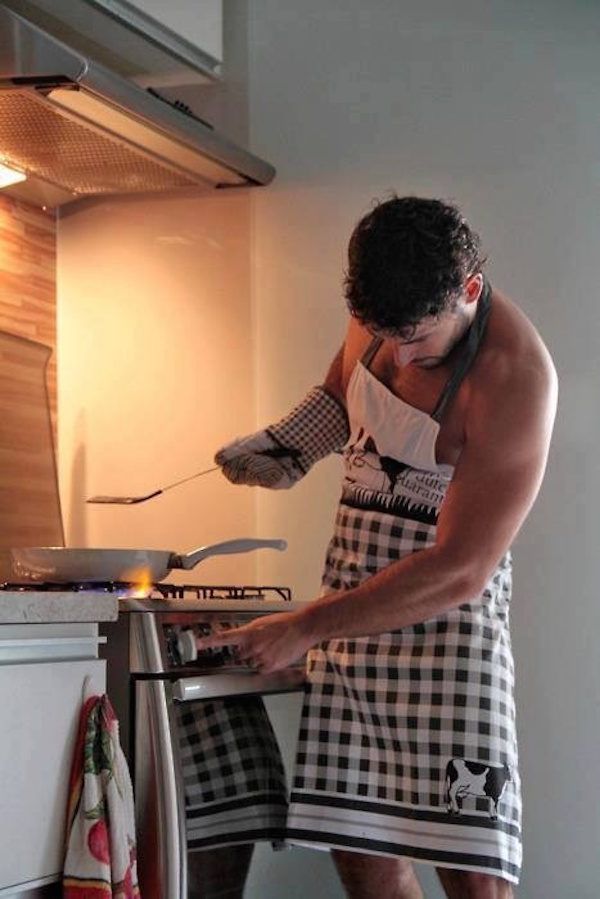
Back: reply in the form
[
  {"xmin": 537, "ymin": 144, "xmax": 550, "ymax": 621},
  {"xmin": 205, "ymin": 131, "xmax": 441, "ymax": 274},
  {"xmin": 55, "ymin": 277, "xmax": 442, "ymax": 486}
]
[{"xmin": 215, "ymin": 386, "xmax": 349, "ymax": 489}]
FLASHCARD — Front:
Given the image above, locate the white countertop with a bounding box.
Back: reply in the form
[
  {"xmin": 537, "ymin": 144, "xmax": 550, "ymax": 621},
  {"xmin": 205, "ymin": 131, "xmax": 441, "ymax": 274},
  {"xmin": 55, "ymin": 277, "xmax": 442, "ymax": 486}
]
[
  {"xmin": 0, "ymin": 590, "xmax": 118, "ymax": 624},
  {"xmin": 0, "ymin": 589, "xmax": 307, "ymax": 624}
]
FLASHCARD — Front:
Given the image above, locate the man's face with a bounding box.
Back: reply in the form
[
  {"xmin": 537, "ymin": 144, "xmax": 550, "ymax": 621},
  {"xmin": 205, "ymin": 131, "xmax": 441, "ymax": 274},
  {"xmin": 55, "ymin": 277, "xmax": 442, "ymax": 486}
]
[
  {"xmin": 369, "ymin": 277, "xmax": 482, "ymax": 369},
  {"xmin": 387, "ymin": 304, "xmax": 472, "ymax": 369}
]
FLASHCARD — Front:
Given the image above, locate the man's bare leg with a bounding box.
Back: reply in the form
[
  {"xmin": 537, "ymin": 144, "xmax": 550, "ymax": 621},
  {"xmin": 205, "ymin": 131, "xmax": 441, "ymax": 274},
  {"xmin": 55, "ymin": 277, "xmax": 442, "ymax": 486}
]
[
  {"xmin": 331, "ymin": 849, "xmax": 424, "ymax": 899},
  {"xmin": 436, "ymin": 867, "xmax": 514, "ymax": 899}
]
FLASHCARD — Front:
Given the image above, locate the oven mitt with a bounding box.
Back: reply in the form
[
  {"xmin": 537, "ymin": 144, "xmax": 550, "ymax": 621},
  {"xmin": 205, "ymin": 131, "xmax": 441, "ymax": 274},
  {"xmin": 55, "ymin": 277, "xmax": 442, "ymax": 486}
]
[{"xmin": 215, "ymin": 386, "xmax": 349, "ymax": 489}]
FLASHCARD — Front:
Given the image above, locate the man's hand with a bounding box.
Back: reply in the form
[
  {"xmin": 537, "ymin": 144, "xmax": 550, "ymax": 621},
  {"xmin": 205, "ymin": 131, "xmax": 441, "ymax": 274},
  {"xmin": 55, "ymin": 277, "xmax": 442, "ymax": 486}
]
[
  {"xmin": 215, "ymin": 431, "xmax": 304, "ymax": 488},
  {"xmin": 196, "ymin": 611, "xmax": 316, "ymax": 674},
  {"xmin": 214, "ymin": 384, "xmax": 349, "ymax": 489}
]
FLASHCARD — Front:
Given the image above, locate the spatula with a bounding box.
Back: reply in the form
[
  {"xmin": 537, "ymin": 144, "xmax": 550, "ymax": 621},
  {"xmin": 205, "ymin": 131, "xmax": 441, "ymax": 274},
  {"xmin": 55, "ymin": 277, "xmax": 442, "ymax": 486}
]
[
  {"xmin": 86, "ymin": 446, "xmax": 303, "ymax": 505},
  {"xmin": 86, "ymin": 466, "xmax": 219, "ymax": 505}
]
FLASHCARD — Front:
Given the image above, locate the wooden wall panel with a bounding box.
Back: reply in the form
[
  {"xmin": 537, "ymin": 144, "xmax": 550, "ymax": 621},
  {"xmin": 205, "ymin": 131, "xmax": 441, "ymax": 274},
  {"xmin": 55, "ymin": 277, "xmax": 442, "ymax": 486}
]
[
  {"xmin": 0, "ymin": 332, "xmax": 64, "ymax": 547},
  {"xmin": 0, "ymin": 194, "xmax": 57, "ymax": 434}
]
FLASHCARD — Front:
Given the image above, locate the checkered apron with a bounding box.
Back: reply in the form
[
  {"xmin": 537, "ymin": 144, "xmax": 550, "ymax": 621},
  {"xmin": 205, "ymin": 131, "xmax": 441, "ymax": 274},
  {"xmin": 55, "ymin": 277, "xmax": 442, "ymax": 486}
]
[
  {"xmin": 287, "ymin": 286, "xmax": 523, "ymax": 884},
  {"xmin": 175, "ymin": 697, "xmax": 288, "ymax": 852}
]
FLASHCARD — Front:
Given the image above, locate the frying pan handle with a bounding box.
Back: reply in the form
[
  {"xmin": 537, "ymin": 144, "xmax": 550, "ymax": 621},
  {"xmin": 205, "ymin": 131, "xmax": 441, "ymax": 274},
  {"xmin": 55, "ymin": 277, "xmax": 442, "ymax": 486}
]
[{"xmin": 174, "ymin": 538, "xmax": 287, "ymax": 570}]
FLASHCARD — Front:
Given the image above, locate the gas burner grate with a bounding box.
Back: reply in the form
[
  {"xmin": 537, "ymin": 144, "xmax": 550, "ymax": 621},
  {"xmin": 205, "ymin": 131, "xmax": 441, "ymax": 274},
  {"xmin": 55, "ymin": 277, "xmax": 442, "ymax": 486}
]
[
  {"xmin": 0, "ymin": 582, "xmax": 292, "ymax": 601},
  {"xmin": 152, "ymin": 584, "xmax": 292, "ymax": 602}
]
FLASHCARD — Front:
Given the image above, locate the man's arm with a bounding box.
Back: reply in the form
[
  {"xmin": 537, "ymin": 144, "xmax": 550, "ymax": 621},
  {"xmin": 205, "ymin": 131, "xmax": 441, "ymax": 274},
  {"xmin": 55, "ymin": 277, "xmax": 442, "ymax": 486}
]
[
  {"xmin": 324, "ymin": 315, "xmax": 376, "ymax": 404},
  {"xmin": 302, "ymin": 346, "xmax": 558, "ymax": 641},
  {"xmin": 199, "ymin": 344, "xmax": 557, "ymax": 672}
]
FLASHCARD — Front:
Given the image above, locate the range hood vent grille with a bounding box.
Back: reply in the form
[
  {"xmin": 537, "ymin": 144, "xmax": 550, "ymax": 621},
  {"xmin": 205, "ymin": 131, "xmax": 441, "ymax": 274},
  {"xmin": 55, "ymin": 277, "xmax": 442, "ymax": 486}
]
[
  {"xmin": 0, "ymin": 6, "xmax": 275, "ymax": 206},
  {"xmin": 0, "ymin": 89, "xmax": 198, "ymax": 195}
]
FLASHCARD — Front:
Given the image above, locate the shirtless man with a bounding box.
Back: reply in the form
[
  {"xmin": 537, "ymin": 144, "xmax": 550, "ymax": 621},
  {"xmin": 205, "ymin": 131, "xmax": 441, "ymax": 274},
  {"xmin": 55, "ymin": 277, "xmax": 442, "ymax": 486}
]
[{"xmin": 201, "ymin": 196, "xmax": 557, "ymax": 898}]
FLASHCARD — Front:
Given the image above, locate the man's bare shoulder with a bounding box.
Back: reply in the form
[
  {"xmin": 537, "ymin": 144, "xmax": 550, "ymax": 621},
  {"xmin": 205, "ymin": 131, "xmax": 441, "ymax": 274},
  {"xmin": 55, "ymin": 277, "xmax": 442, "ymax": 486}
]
[
  {"xmin": 340, "ymin": 316, "xmax": 374, "ymax": 391},
  {"xmin": 472, "ymin": 287, "xmax": 558, "ymax": 401},
  {"xmin": 437, "ymin": 288, "xmax": 558, "ymax": 581}
]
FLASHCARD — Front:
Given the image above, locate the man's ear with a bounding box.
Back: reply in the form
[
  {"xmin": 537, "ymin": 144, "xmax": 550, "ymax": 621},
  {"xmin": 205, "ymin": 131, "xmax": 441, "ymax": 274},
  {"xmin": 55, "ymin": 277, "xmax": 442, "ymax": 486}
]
[{"xmin": 465, "ymin": 273, "xmax": 484, "ymax": 304}]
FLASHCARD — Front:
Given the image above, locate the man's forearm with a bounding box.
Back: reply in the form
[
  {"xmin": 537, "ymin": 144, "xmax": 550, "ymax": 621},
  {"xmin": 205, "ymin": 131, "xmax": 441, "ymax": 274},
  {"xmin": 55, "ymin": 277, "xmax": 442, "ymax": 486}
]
[{"xmin": 298, "ymin": 546, "xmax": 484, "ymax": 644}]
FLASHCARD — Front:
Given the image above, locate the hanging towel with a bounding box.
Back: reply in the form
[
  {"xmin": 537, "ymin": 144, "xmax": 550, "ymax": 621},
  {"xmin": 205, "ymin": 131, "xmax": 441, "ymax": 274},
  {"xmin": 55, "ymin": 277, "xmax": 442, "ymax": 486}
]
[{"xmin": 63, "ymin": 694, "xmax": 141, "ymax": 898}]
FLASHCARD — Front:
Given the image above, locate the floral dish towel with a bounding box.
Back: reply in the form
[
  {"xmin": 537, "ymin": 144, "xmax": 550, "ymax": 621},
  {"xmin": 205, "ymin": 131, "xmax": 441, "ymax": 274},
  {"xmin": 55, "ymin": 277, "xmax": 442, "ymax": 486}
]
[{"xmin": 63, "ymin": 694, "xmax": 140, "ymax": 898}]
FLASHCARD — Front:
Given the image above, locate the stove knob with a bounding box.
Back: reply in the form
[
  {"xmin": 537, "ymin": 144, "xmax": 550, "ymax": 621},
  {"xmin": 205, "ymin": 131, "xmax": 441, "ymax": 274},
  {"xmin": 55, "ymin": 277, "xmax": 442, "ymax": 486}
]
[{"xmin": 177, "ymin": 630, "xmax": 198, "ymax": 664}]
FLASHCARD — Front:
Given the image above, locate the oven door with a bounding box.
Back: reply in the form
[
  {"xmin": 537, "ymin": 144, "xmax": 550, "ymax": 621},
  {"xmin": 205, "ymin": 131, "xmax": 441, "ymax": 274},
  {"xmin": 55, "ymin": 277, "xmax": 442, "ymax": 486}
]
[
  {"xmin": 134, "ymin": 678, "xmax": 187, "ymax": 899},
  {"xmin": 134, "ymin": 670, "xmax": 305, "ymax": 899}
]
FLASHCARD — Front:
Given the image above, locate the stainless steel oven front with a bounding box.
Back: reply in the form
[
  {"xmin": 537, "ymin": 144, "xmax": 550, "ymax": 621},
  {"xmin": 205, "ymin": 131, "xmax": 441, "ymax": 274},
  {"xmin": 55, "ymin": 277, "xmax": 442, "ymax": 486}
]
[{"xmin": 100, "ymin": 585, "xmax": 305, "ymax": 899}]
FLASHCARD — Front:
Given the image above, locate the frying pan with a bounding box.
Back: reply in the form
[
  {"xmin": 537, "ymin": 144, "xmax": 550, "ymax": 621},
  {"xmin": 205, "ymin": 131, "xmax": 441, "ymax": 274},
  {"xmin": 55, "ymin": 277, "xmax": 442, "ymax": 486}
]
[{"xmin": 0, "ymin": 538, "xmax": 287, "ymax": 585}]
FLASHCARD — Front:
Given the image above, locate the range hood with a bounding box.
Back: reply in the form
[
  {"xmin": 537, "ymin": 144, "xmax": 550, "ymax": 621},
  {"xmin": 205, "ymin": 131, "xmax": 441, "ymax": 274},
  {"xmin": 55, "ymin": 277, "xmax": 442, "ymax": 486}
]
[{"xmin": 0, "ymin": 5, "xmax": 275, "ymax": 207}]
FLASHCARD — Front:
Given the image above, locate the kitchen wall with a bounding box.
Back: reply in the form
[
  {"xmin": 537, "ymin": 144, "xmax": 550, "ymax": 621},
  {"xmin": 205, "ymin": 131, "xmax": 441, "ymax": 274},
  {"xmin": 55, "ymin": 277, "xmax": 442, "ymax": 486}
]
[
  {"xmin": 56, "ymin": 187, "xmax": 261, "ymax": 581},
  {"xmin": 56, "ymin": 3, "xmax": 260, "ymax": 583},
  {"xmin": 0, "ymin": 195, "xmax": 57, "ymax": 430},
  {"xmin": 246, "ymin": 1, "xmax": 600, "ymax": 897}
]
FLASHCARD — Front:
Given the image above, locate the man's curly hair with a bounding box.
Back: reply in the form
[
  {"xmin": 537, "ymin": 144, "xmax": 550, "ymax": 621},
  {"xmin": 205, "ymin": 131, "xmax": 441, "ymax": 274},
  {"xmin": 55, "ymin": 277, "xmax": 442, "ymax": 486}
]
[{"xmin": 344, "ymin": 196, "xmax": 486, "ymax": 335}]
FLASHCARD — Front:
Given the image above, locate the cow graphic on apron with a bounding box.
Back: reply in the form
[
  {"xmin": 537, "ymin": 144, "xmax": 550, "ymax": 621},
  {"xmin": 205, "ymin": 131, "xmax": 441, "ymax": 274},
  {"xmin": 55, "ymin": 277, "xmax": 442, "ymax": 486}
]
[{"xmin": 445, "ymin": 759, "xmax": 512, "ymax": 820}]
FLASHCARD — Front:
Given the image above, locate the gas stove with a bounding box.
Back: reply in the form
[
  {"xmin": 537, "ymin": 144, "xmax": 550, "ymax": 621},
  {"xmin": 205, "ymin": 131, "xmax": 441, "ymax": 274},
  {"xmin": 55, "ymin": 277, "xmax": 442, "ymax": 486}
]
[
  {"xmin": 119, "ymin": 582, "xmax": 295, "ymax": 615},
  {"xmin": 92, "ymin": 580, "xmax": 305, "ymax": 899},
  {"xmin": 97, "ymin": 582, "xmax": 304, "ymax": 677},
  {"xmin": 1, "ymin": 581, "xmax": 292, "ymax": 599},
  {"xmin": 0, "ymin": 580, "xmax": 296, "ymax": 611}
]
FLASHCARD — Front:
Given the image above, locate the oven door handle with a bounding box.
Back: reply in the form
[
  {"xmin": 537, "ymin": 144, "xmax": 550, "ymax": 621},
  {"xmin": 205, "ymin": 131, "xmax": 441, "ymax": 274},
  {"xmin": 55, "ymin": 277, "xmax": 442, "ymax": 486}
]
[{"xmin": 172, "ymin": 669, "xmax": 306, "ymax": 702}]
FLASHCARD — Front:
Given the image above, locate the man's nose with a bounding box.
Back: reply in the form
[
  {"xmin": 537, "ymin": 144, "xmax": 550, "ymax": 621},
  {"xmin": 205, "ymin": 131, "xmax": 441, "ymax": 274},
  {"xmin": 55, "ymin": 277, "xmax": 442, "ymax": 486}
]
[{"xmin": 392, "ymin": 342, "xmax": 415, "ymax": 366}]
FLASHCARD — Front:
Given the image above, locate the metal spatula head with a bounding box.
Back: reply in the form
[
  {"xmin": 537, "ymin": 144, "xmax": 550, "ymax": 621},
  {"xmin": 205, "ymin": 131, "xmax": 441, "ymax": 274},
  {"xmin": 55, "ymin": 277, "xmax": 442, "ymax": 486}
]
[
  {"xmin": 86, "ymin": 490, "xmax": 164, "ymax": 505},
  {"xmin": 86, "ymin": 466, "xmax": 219, "ymax": 505}
]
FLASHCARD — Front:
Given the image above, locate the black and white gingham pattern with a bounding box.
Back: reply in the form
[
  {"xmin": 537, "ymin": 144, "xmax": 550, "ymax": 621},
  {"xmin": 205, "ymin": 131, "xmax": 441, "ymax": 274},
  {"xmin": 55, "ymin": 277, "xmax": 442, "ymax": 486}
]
[
  {"xmin": 322, "ymin": 502, "xmax": 438, "ymax": 593},
  {"xmin": 267, "ymin": 385, "xmax": 349, "ymax": 470},
  {"xmin": 175, "ymin": 697, "xmax": 289, "ymax": 851},
  {"xmin": 287, "ymin": 501, "xmax": 522, "ymax": 883}
]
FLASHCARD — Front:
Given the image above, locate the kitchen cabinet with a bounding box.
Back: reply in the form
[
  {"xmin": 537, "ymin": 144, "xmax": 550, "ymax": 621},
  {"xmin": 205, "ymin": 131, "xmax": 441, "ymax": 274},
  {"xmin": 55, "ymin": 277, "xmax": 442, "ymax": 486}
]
[
  {"xmin": 0, "ymin": 621, "xmax": 109, "ymax": 897},
  {"xmin": 3, "ymin": 0, "xmax": 222, "ymax": 86},
  {"xmin": 96, "ymin": 0, "xmax": 223, "ymax": 67}
]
